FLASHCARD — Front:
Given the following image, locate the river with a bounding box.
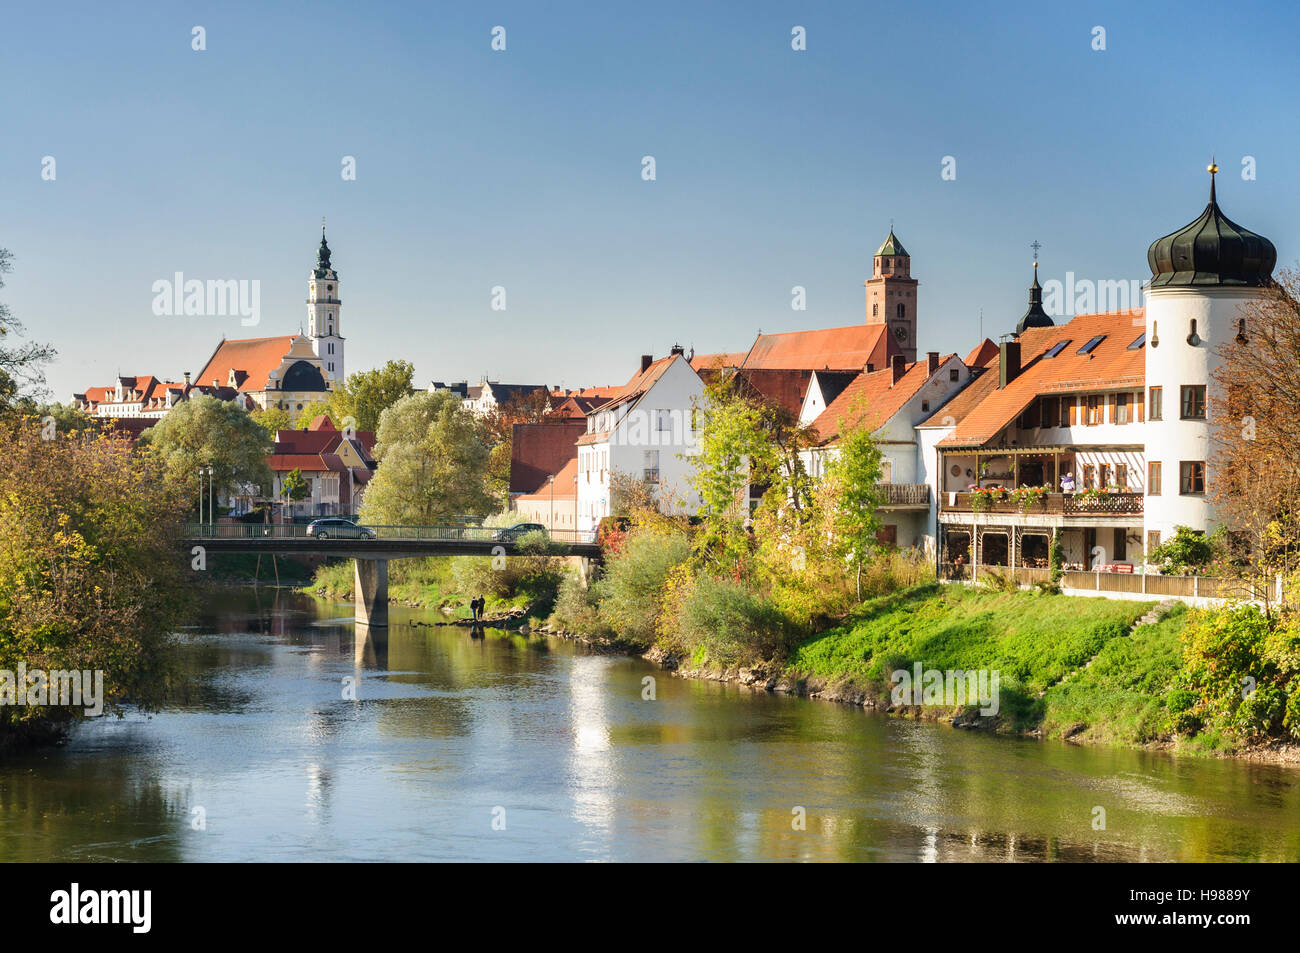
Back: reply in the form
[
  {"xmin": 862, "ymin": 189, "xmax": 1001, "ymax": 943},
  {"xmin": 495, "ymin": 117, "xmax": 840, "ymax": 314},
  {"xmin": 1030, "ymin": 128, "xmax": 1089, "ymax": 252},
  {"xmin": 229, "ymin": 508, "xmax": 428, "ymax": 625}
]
[{"xmin": 1, "ymin": 588, "xmax": 1298, "ymax": 862}]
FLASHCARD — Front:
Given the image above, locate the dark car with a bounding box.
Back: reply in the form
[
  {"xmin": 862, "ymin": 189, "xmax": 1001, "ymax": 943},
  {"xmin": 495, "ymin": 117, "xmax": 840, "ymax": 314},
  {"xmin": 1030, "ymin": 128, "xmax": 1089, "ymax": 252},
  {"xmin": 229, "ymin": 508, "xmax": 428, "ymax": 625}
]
[
  {"xmin": 306, "ymin": 518, "xmax": 376, "ymax": 540},
  {"xmin": 491, "ymin": 522, "xmax": 547, "ymax": 542}
]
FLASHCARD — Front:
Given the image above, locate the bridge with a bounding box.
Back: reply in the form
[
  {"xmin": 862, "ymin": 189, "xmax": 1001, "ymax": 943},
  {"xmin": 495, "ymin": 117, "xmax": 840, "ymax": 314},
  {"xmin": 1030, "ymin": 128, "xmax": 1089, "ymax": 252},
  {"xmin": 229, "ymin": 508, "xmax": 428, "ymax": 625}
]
[{"xmin": 183, "ymin": 523, "xmax": 601, "ymax": 628}]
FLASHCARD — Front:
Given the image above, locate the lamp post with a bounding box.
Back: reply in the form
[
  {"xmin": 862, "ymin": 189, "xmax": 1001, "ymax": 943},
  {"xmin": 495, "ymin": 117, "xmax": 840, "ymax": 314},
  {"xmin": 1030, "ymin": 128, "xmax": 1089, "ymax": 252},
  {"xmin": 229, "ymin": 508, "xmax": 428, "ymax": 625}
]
[
  {"xmin": 197, "ymin": 467, "xmax": 205, "ymax": 529},
  {"xmin": 573, "ymin": 474, "xmax": 578, "ymax": 543},
  {"xmin": 206, "ymin": 466, "xmax": 215, "ymax": 534},
  {"xmin": 548, "ymin": 475, "xmax": 555, "ymax": 537}
]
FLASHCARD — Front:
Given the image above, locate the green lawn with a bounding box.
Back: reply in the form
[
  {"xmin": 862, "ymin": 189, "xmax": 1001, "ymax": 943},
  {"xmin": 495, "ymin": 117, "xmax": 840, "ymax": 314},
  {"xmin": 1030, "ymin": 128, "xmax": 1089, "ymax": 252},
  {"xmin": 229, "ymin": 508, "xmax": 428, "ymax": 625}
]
[
  {"xmin": 783, "ymin": 584, "xmax": 1155, "ymax": 726},
  {"xmin": 1039, "ymin": 604, "xmax": 1189, "ymax": 745}
]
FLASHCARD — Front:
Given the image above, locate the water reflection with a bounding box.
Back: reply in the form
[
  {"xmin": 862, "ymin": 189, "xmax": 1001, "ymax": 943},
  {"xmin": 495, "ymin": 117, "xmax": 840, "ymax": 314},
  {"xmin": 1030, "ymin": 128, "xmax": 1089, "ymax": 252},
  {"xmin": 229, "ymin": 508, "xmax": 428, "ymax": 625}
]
[{"xmin": 1, "ymin": 588, "xmax": 1299, "ymax": 862}]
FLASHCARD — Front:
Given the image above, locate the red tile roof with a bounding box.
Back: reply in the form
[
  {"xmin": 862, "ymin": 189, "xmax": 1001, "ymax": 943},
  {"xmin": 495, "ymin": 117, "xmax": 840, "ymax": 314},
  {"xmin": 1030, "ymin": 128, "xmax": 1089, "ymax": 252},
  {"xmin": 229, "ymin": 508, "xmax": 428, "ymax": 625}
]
[
  {"xmin": 576, "ymin": 354, "xmax": 688, "ymax": 446},
  {"xmin": 515, "ymin": 456, "xmax": 579, "ymax": 502},
  {"xmin": 739, "ymin": 324, "xmax": 896, "ymax": 371},
  {"xmin": 733, "ymin": 368, "xmax": 816, "ymax": 417},
  {"xmin": 195, "ymin": 336, "xmax": 300, "ymax": 392},
  {"xmin": 509, "ymin": 420, "xmax": 585, "ymax": 493},
  {"xmin": 936, "ymin": 310, "xmax": 1146, "ymax": 449},
  {"xmin": 964, "ymin": 338, "xmax": 1000, "ymax": 368},
  {"xmin": 812, "ymin": 356, "xmax": 955, "ymax": 444}
]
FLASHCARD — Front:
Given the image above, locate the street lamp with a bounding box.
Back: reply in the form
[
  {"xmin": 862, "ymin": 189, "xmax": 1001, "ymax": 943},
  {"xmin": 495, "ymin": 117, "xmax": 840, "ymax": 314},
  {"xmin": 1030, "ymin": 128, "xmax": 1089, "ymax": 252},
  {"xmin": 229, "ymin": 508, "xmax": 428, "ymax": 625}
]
[
  {"xmin": 548, "ymin": 474, "xmax": 555, "ymax": 537},
  {"xmin": 573, "ymin": 473, "xmax": 578, "ymax": 543},
  {"xmin": 206, "ymin": 466, "xmax": 215, "ymax": 534},
  {"xmin": 197, "ymin": 467, "xmax": 205, "ymax": 529}
]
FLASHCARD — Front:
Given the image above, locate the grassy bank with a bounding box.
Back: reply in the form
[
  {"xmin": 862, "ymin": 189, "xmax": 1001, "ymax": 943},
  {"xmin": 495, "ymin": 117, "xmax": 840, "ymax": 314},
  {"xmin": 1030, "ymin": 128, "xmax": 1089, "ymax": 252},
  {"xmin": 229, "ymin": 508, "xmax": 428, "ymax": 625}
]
[{"xmin": 782, "ymin": 584, "xmax": 1156, "ymax": 728}]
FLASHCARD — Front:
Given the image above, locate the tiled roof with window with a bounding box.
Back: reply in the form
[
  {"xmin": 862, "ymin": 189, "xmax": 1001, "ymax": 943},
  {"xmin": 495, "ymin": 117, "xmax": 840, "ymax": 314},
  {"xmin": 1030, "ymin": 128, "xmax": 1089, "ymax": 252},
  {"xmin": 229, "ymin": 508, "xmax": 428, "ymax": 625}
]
[{"xmin": 935, "ymin": 310, "xmax": 1146, "ymax": 449}]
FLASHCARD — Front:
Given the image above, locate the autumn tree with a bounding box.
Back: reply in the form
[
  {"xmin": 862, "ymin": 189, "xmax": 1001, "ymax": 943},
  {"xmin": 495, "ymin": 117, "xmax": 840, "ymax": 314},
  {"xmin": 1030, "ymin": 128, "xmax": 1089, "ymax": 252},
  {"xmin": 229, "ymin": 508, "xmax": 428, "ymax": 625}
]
[
  {"xmin": 359, "ymin": 390, "xmax": 496, "ymax": 525},
  {"xmin": 0, "ymin": 248, "xmax": 56, "ymax": 413},
  {"xmin": 1211, "ymin": 267, "xmax": 1300, "ymax": 606},
  {"xmin": 479, "ymin": 387, "xmax": 554, "ymax": 496}
]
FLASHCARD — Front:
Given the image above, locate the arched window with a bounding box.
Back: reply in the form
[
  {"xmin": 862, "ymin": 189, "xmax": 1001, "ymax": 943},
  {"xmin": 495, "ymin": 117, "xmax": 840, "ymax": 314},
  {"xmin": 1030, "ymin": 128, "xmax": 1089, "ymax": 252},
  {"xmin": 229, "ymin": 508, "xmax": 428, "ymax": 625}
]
[
  {"xmin": 872, "ymin": 303, "xmax": 878, "ymax": 317},
  {"xmin": 896, "ymin": 303, "xmax": 905, "ymax": 319}
]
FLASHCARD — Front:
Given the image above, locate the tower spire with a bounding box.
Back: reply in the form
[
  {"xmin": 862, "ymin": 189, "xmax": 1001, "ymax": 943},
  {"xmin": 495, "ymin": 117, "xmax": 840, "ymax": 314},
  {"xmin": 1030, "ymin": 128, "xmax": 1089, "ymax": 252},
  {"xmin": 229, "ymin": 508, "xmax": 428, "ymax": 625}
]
[{"xmin": 1207, "ymin": 156, "xmax": 1219, "ymax": 205}]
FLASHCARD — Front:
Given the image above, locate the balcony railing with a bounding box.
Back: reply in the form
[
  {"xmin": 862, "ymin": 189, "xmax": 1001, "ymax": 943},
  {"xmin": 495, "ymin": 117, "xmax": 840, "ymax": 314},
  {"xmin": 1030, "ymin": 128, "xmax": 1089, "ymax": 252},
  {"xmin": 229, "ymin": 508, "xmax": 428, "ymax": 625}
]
[
  {"xmin": 879, "ymin": 483, "xmax": 930, "ymax": 507},
  {"xmin": 941, "ymin": 490, "xmax": 1143, "ymax": 516}
]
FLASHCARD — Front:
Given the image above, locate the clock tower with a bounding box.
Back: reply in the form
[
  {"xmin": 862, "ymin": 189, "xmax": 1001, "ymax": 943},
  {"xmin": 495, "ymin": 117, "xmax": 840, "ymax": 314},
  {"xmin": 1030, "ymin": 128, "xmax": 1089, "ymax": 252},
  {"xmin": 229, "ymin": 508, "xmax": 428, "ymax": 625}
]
[
  {"xmin": 865, "ymin": 229, "xmax": 918, "ymax": 363},
  {"xmin": 306, "ymin": 223, "xmax": 344, "ymax": 385}
]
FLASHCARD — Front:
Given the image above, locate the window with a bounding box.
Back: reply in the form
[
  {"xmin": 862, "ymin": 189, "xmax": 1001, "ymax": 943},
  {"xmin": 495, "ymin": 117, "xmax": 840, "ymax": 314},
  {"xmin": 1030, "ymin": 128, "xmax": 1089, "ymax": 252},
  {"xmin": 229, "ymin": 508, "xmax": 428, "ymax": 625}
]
[
  {"xmin": 896, "ymin": 303, "xmax": 905, "ymax": 319},
  {"xmin": 921, "ymin": 400, "xmax": 930, "ymax": 412},
  {"xmin": 1077, "ymin": 335, "xmax": 1105, "ymax": 355},
  {"xmin": 1127, "ymin": 332, "xmax": 1146, "ymax": 350},
  {"xmin": 1060, "ymin": 397, "xmax": 1071, "ymax": 428},
  {"xmin": 1086, "ymin": 395, "xmax": 1102, "ymax": 425},
  {"xmin": 1115, "ymin": 392, "xmax": 1130, "ymax": 424},
  {"xmin": 1099, "ymin": 463, "xmax": 1111, "ymax": 488},
  {"xmin": 1149, "ymin": 386, "xmax": 1162, "ymax": 421},
  {"xmin": 1040, "ymin": 396, "xmax": 1058, "ymax": 428},
  {"xmin": 1115, "ymin": 463, "xmax": 1127, "ymax": 489},
  {"xmin": 643, "ymin": 450, "xmax": 659, "ymax": 484},
  {"xmin": 1082, "ymin": 464, "xmax": 1096, "ymax": 488},
  {"xmin": 1045, "ymin": 340, "xmax": 1070, "ymax": 358},
  {"xmin": 872, "ymin": 303, "xmax": 878, "ymax": 317},
  {"xmin": 1148, "ymin": 461, "xmax": 1162, "ymax": 495},
  {"xmin": 1147, "ymin": 530, "xmax": 1161, "ymax": 554},
  {"xmin": 1180, "ymin": 385, "xmax": 1206, "ymax": 419},
  {"xmin": 949, "ymin": 368, "xmax": 959, "ymax": 382},
  {"xmin": 1180, "ymin": 461, "xmax": 1206, "ymax": 495}
]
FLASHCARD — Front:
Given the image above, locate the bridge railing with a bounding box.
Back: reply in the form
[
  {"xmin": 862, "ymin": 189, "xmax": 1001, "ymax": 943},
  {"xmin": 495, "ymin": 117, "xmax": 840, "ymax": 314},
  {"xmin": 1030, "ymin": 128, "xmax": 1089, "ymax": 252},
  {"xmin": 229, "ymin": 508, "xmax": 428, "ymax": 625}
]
[{"xmin": 182, "ymin": 523, "xmax": 598, "ymax": 545}]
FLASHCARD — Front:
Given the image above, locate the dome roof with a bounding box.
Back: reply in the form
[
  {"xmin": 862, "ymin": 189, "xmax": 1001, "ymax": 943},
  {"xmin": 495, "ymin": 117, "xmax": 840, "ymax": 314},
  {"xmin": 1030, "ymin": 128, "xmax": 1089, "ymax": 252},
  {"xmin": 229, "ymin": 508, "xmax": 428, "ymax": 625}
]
[
  {"xmin": 1147, "ymin": 166, "xmax": 1275, "ymax": 288},
  {"xmin": 1016, "ymin": 261, "xmax": 1054, "ymax": 334}
]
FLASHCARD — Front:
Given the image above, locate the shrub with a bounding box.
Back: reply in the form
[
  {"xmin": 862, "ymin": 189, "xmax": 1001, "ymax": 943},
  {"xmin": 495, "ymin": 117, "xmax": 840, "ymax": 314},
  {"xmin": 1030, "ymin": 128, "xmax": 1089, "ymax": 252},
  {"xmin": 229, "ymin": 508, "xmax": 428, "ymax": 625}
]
[
  {"xmin": 548, "ymin": 573, "xmax": 613, "ymax": 640},
  {"xmin": 674, "ymin": 574, "xmax": 793, "ymax": 667},
  {"xmin": 595, "ymin": 526, "xmax": 691, "ymax": 645}
]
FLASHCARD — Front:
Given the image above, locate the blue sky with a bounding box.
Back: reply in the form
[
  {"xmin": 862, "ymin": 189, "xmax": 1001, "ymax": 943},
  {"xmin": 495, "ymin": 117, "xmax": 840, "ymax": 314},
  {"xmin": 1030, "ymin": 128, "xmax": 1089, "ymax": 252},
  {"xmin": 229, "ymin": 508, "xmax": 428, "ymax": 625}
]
[{"xmin": 4, "ymin": 0, "xmax": 1298, "ymax": 401}]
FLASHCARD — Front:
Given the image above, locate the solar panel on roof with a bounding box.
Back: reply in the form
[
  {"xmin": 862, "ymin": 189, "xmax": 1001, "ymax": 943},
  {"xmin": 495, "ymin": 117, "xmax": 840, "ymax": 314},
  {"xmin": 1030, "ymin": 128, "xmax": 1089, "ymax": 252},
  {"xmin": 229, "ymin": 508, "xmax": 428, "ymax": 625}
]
[
  {"xmin": 1076, "ymin": 335, "xmax": 1105, "ymax": 355},
  {"xmin": 1045, "ymin": 340, "xmax": 1070, "ymax": 358}
]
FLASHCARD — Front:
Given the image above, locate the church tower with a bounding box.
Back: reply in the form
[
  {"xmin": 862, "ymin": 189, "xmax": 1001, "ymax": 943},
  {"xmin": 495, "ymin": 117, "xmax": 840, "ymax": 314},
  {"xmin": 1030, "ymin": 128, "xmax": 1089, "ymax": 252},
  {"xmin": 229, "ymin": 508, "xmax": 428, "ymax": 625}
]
[
  {"xmin": 307, "ymin": 224, "xmax": 345, "ymax": 384},
  {"xmin": 865, "ymin": 229, "xmax": 918, "ymax": 363}
]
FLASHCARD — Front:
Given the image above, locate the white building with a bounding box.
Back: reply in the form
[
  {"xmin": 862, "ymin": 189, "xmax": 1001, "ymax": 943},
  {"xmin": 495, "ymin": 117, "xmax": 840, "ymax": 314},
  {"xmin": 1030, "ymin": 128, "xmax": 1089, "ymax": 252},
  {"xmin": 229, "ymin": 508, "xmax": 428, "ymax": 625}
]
[{"xmin": 576, "ymin": 348, "xmax": 704, "ymax": 531}]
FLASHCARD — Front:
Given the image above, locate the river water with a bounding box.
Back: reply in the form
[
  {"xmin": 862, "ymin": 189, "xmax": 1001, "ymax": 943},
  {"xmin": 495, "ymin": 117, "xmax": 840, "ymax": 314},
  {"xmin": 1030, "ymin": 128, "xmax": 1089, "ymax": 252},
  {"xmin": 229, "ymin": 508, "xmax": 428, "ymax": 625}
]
[{"xmin": 1, "ymin": 588, "xmax": 1297, "ymax": 862}]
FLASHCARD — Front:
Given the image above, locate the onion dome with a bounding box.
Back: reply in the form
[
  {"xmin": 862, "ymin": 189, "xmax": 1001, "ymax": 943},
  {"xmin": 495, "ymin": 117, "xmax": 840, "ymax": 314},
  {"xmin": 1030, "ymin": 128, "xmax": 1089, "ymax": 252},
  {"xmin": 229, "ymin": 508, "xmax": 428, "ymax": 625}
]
[
  {"xmin": 314, "ymin": 229, "xmax": 336, "ymax": 278},
  {"xmin": 1147, "ymin": 162, "xmax": 1275, "ymax": 288},
  {"xmin": 1016, "ymin": 261, "xmax": 1054, "ymax": 333}
]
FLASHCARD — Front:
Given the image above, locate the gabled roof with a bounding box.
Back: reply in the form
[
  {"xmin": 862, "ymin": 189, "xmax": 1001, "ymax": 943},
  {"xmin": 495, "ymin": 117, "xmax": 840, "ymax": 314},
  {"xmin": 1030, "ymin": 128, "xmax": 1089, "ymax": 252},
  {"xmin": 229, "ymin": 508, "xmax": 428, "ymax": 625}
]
[
  {"xmin": 964, "ymin": 338, "xmax": 1000, "ymax": 368},
  {"xmin": 195, "ymin": 335, "xmax": 304, "ymax": 393},
  {"xmin": 809, "ymin": 369, "xmax": 860, "ymax": 408},
  {"xmin": 732, "ymin": 368, "xmax": 815, "ymax": 417},
  {"xmin": 515, "ymin": 456, "xmax": 580, "ymax": 502},
  {"xmin": 577, "ymin": 354, "xmax": 692, "ymax": 446},
  {"xmin": 936, "ymin": 310, "xmax": 1147, "ymax": 449},
  {"xmin": 812, "ymin": 356, "xmax": 956, "ymax": 445},
  {"xmin": 739, "ymin": 324, "xmax": 895, "ymax": 372},
  {"xmin": 690, "ymin": 352, "xmax": 748, "ymax": 371}
]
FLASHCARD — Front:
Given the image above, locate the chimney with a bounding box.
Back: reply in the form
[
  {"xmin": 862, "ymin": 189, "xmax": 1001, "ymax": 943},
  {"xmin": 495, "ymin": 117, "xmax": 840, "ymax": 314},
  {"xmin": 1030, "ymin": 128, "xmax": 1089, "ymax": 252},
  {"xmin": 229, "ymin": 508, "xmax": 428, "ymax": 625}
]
[
  {"xmin": 640, "ymin": 354, "xmax": 653, "ymax": 373},
  {"xmin": 927, "ymin": 351, "xmax": 939, "ymax": 375},
  {"xmin": 891, "ymin": 354, "xmax": 906, "ymax": 385},
  {"xmin": 183, "ymin": 371, "xmax": 191, "ymax": 386},
  {"xmin": 999, "ymin": 339, "xmax": 1022, "ymax": 388}
]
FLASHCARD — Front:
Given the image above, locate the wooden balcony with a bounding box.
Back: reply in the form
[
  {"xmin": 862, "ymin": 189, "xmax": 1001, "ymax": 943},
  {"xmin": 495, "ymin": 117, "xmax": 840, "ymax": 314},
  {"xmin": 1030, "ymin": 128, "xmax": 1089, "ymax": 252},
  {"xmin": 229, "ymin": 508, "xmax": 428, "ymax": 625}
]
[
  {"xmin": 879, "ymin": 483, "xmax": 930, "ymax": 508},
  {"xmin": 941, "ymin": 490, "xmax": 1143, "ymax": 517}
]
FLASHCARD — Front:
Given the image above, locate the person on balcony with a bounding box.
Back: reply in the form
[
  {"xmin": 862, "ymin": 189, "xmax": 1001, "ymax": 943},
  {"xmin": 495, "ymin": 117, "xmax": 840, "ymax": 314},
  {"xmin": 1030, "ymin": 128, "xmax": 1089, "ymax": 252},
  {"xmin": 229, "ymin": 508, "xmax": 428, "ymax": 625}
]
[{"xmin": 1060, "ymin": 471, "xmax": 1076, "ymax": 494}]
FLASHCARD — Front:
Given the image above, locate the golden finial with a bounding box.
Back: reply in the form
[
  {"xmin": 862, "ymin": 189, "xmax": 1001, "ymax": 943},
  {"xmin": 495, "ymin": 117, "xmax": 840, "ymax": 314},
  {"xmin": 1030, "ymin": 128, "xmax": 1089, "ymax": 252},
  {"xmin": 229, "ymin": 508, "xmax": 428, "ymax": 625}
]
[{"xmin": 1207, "ymin": 156, "xmax": 1218, "ymax": 175}]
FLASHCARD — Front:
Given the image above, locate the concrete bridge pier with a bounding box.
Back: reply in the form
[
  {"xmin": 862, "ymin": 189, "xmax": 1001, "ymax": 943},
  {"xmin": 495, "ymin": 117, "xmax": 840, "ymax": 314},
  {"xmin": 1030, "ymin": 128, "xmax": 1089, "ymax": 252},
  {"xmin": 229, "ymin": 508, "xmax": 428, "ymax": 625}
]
[{"xmin": 354, "ymin": 557, "xmax": 389, "ymax": 628}]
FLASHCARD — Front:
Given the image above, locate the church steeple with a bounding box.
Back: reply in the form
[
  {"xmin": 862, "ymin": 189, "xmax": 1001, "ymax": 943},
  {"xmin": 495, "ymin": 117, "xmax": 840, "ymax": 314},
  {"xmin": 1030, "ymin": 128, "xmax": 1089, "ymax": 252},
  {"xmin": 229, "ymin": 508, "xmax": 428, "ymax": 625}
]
[
  {"xmin": 306, "ymin": 221, "xmax": 344, "ymax": 384},
  {"xmin": 1015, "ymin": 258, "xmax": 1055, "ymax": 334},
  {"xmin": 865, "ymin": 225, "xmax": 919, "ymax": 362}
]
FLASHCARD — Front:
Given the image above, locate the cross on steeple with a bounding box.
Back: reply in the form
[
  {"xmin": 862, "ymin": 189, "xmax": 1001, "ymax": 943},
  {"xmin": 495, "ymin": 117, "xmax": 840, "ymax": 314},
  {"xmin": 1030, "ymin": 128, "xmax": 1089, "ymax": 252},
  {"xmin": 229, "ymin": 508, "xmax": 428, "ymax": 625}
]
[{"xmin": 1031, "ymin": 239, "xmax": 1042, "ymax": 263}]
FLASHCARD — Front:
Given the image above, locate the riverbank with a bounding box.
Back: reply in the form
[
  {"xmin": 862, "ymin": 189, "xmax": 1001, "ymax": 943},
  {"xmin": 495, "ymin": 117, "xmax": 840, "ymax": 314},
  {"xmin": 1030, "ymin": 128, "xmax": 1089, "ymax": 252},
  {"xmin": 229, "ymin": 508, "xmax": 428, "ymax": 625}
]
[{"xmin": 636, "ymin": 585, "xmax": 1300, "ymax": 765}]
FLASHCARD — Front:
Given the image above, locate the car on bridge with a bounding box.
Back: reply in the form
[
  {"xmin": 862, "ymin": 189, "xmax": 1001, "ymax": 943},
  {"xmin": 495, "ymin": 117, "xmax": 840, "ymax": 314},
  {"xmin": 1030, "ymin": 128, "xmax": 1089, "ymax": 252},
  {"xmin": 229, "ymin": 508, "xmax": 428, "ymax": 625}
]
[
  {"xmin": 306, "ymin": 518, "xmax": 377, "ymax": 540},
  {"xmin": 491, "ymin": 522, "xmax": 547, "ymax": 542}
]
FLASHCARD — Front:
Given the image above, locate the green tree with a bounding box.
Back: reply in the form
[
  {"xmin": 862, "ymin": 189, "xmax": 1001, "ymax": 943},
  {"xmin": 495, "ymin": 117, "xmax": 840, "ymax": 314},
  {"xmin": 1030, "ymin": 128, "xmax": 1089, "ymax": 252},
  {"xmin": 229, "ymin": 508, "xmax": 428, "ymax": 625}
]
[
  {"xmin": 1149, "ymin": 525, "xmax": 1221, "ymax": 575},
  {"xmin": 296, "ymin": 400, "xmax": 335, "ymax": 429},
  {"xmin": 139, "ymin": 395, "xmax": 273, "ymax": 515},
  {"xmin": 823, "ymin": 411, "xmax": 885, "ymax": 599},
  {"xmin": 250, "ymin": 406, "xmax": 292, "ymax": 438},
  {"xmin": 281, "ymin": 468, "xmax": 310, "ymax": 502},
  {"xmin": 0, "ymin": 249, "xmax": 56, "ymax": 413},
  {"xmin": 35, "ymin": 401, "xmax": 99, "ymax": 438},
  {"xmin": 359, "ymin": 390, "xmax": 496, "ymax": 525},
  {"xmin": 329, "ymin": 359, "xmax": 415, "ymax": 433}
]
